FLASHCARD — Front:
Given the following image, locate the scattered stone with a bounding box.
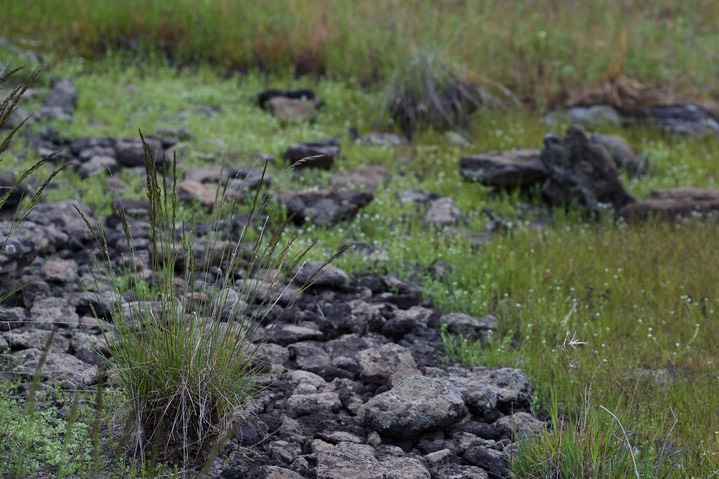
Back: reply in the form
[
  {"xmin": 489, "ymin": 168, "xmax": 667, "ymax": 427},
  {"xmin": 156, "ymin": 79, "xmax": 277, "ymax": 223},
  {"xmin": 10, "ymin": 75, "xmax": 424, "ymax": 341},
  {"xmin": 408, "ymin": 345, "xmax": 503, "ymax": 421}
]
[
  {"xmin": 115, "ymin": 138, "xmax": 165, "ymax": 168},
  {"xmin": 0, "ymin": 174, "xmax": 33, "ymax": 212},
  {"xmin": 620, "ymin": 188, "xmax": 719, "ymax": 220},
  {"xmin": 353, "ymin": 132, "xmax": 405, "ymax": 148},
  {"xmin": 316, "ymin": 442, "xmax": 430, "ymax": 479},
  {"xmin": 294, "ymin": 261, "xmax": 351, "ymax": 290},
  {"xmin": 258, "ymin": 88, "xmax": 320, "ymax": 123},
  {"xmin": 622, "ymin": 104, "xmax": 719, "ymax": 136},
  {"xmin": 42, "ymin": 78, "xmax": 78, "ymax": 118},
  {"xmin": 357, "ymin": 343, "xmax": 420, "ymax": 386},
  {"xmin": 40, "ymin": 258, "xmax": 78, "ymax": 283},
  {"xmin": 546, "ymin": 105, "xmax": 621, "ymax": 127},
  {"xmin": 460, "ymin": 150, "xmax": 545, "ymax": 189},
  {"xmin": 285, "ymin": 139, "xmax": 339, "ymax": 169},
  {"xmin": 442, "ymin": 312, "xmax": 496, "ymax": 342},
  {"xmin": 425, "ymin": 197, "xmax": 462, "ymax": 225},
  {"xmin": 277, "ymin": 188, "xmax": 373, "ymax": 226},
  {"xmin": 330, "ymin": 165, "xmax": 390, "ymax": 193},
  {"xmin": 492, "ymin": 412, "xmax": 546, "ymax": 439},
  {"xmin": 541, "ymin": 126, "xmax": 635, "ymax": 212}
]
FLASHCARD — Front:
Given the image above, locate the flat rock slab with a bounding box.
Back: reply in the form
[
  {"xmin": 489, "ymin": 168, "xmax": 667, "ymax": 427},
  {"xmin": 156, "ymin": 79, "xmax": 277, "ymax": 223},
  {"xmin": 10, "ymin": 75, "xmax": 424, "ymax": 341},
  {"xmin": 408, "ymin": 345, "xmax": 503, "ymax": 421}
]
[
  {"xmin": 460, "ymin": 149, "xmax": 545, "ymax": 188},
  {"xmin": 620, "ymin": 188, "xmax": 719, "ymax": 220},
  {"xmin": 316, "ymin": 442, "xmax": 430, "ymax": 479},
  {"xmin": 359, "ymin": 375, "xmax": 468, "ymax": 437},
  {"xmin": 12, "ymin": 348, "xmax": 97, "ymax": 387}
]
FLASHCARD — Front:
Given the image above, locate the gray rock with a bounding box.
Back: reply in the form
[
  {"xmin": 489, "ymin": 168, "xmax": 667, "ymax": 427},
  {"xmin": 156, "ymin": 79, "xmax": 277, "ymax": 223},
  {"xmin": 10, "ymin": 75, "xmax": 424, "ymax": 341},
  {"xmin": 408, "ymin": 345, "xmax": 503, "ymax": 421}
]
[
  {"xmin": 492, "ymin": 412, "xmax": 546, "ymax": 439},
  {"xmin": 44, "ymin": 78, "xmax": 77, "ymax": 114},
  {"xmin": 463, "ymin": 446, "xmax": 509, "ymax": 478},
  {"xmin": 40, "ymin": 258, "xmax": 78, "ymax": 283},
  {"xmin": 242, "ymin": 278, "xmax": 300, "ymax": 308},
  {"xmin": 590, "ymin": 133, "xmax": 646, "ymax": 177},
  {"xmin": 0, "ymin": 237, "xmax": 37, "ymax": 274},
  {"xmin": 359, "ymin": 375, "xmax": 468, "ymax": 437},
  {"xmin": 0, "ymin": 306, "xmax": 27, "ymax": 331},
  {"xmin": 452, "ymin": 367, "xmax": 533, "ymax": 409},
  {"xmin": 622, "ymin": 104, "xmax": 719, "ymax": 136},
  {"xmin": 270, "ymin": 324, "xmax": 323, "ymax": 346},
  {"xmin": 316, "ymin": 442, "xmax": 430, "ymax": 479},
  {"xmin": 397, "ymin": 189, "xmax": 439, "ymax": 207},
  {"xmin": 357, "ymin": 342, "xmax": 419, "ymax": 386},
  {"xmin": 288, "ymin": 342, "xmax": 333, "ymax": 376},
  {"xmin": 433, "ymin": 464, "xmax": 489, "ymax": 479},
  {"xmin": 286, "ymin": 391, "xmax": 342, "ymax": 416},
  {"xmin": 248, "ymin": 465, "xmax": 305, "ymax": 479},
  {"xmin": 12, "ymin": 348, "xmax": 97, "ymax": 387},
  {"xmin": 2, "ymin": 327, "xmax": 70, "ymax": 353},
  {"xmin": 442, "ymin": 313, "xmax": 496, "ymax": 342},
  {"xmin": 277, "ymin": 188, "xmax": 373, "ymax": 226},
  {"xmin": 620, "ymin": 187, "xmax": 719, "ymax": 221},
  {"xmin": 77, "ymin": 155, "xmax": 119, "ymax": 178},
  {"xmin": 115, "ymin": 138, "xmax": 165, "ymax": 168},
  {"xmin": 30, "ymin": 297, "xmax": 79, "ymax": 329},
  {"xmin": 354, "ymin": 132, "xmax": 405, "ymax": 148},
  {"xmin": 294, "ymin": 261, "xmax": 351, "ymax": 290},
  {"xmin": 541, "ymin": 126, "xmax": 635, "ymax": 212},
  {"xmin": 330, "ymin": 166, "xmax": 390, "ymax": 193},
  {"xmin": 460, "ymin": 149, "xmax": 545, "ymax": 189},
  {"xmin": 424, "ymin": 197, "xmax": 462, "ymax": 225},
  {"xmin": 26, "ymin": 201, "xmax": 95, "ymax": 245},
  {"xmin": 565, "ymin": 105, "xmax": 622, "ymax": 126},
  {"xmin": 285, "ymin": 139, "xmax": 339, "ymax": 170},
  {"xmin": 267, "ymin": 96, "xmax": 320, "ymax": 122}
]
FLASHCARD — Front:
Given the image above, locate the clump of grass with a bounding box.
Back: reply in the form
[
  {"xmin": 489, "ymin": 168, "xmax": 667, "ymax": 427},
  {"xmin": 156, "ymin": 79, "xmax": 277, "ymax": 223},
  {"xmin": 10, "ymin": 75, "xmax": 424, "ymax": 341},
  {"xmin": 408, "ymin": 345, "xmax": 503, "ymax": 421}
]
[
  {"xmin": 78, "ymin": 135, "xmax": 313, "ymax": 470},
  {"xmin": 511, "ymin": 388, "xmax": 679, "ymax": 479},
  {"xmin": 381, "ymin": 46, "xmax": 518, "ymax": 138}
]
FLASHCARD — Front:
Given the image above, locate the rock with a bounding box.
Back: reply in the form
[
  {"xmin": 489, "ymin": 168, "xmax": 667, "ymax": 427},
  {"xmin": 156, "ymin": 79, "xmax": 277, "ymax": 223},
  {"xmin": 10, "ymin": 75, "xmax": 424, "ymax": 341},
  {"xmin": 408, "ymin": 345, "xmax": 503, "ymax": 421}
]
[
  {"xmin": 258, "ymin": 88, "xmax": 318, "ymax": 110},
  {"xmin": 267, "ymin": 96, "xmax": 320, "ymax": 122},
  {"xmin": 492, "ymin": 412, "xmax": 546, "ymax": 439},
  {"xmin": 227, "ymin": 166, "xmax": 272, "ymax": 191},
  {"xmin": 354, "ymin": 132, "xmax": 405, "ymax": 148},
  {"xmin": 277, "ymin": 188, "xmax": 373, "ymax": 226},
  {"xmin": 30, "ymin": 297, "xmax": 80, "ymax": 329},
  {"xmin": 286, "ymin": 391, "xmax": 342, "ymax": 416},
  {"xmin": 285, "ymin": 139, "xmax": 339, "ymax": 170},
  {"xmin": 590, "ymin": 133, "xmax": 646, "ymax": 177},
  {"xmin": 620, "ymin": 188, "xmax": 719, "ymax": 220},
  {"xmin": 622, "ymin": 104, "xmax": 719, "ymax": 136},
  {"xmin": 44, "ymin": 78, "xmax": 77, "ymax": 115},
  {"xmin": 176, "ymin": 179, "xmax": 221, "ymax": 207},
  {"xmin": 114, "ymin": 138, "xmax": 165, "ymax": 168},
  {"xmin": 40, "ymin": 258, "xmax": 78, "ymax": 283},
  {"xmin": 540, "ymin": 126, "xmax": 635, "ymax": 212},
  {"xmin": 0, "ymin": 306, "xmax": 27, "ymax": 331},
  {"xmin": 245, "ymin": 465, "xmax": 305, "ymax": 479},
  {"xmin": 463, "ymin": 446, "xmax": 509, "ymax": 479},
  {"xmin": 445, "ymin": 131, "xmax": 473, "ymax": 147},
  {"xmin": 424, "ymin": 197, "xmax": 462, "ymax": 225},
  {"xmin": 451, "ymin": 367, "xmax": 533, "ymax": 411},
  {"xmin": 433, "ymin": 464, "xmax": 489, "ymax": 479},
  {"xmin": 460, "ymin": 150, "xmax": 546, "ymax": 189},
  {"xmin": 0, "ymin": 174, "xmax": 33, "ymax": 212},
  {"xmin": 442, "ymin": 313, "xmax": 496, "ymax": 342},
  {"xmin": 316, "ymin": 442, "xmax": 430, "ymax": 479},
  {"xmin": 77, "ymin": 155, "xmax": 119, "ymax": 178},
  {"xmin": 0, "ymin": 236, "xmax": 37, "ymax": 274},
  {"xmin": 359, "ymin": 375, "xmax": 468, "ymax": 437},
  {"xmin": 546, "ymin": 105, "xmax": 622, "ymax": 127},
  {"xmin": 26, "ymin": 201, "xmax": 95, "ymax": 246},
  {"xmin": 12, "ymin": 348, "xmax": 97, "ymax": 387},
  {"xmin": 329, "ymin": 166, "xmax": 390, "ymax": 193},
  {"xmin": 2, "ymin": 327, "xmax": 70, "ymax": 353},
  {"xmin": 357, "ymin": 343, "xmax": 420, "ymax": 386},
  {"xmin": 270, "ymin": 324, "xmax": 324, "ymax": 346},
  {"xmin": 294, "ymin": 261, "xmax": 351, "ymax": 290},
  {"xmin": 397, "ymin": 189, "xmax": 440, "ymax": 207}
]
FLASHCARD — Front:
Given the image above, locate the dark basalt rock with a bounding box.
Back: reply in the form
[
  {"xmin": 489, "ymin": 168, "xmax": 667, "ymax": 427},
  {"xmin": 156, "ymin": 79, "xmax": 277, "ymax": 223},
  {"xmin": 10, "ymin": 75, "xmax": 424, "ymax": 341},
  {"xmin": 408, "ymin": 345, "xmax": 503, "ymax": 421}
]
[{"xmin": 540, "ymin": 126, "xmax": 636, "ymax": 212}]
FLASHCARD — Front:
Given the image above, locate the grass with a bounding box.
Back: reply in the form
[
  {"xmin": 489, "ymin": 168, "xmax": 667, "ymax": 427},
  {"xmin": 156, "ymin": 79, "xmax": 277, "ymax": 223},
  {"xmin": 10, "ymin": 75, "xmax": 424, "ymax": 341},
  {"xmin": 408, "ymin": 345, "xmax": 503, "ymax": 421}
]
[
  {"xmin": 2, "ymin": 1, "xmax": 719, "ymax": 109},
  {"xmin": 1, "ymin": 8, "xmax": 719, "ymax": 475}
]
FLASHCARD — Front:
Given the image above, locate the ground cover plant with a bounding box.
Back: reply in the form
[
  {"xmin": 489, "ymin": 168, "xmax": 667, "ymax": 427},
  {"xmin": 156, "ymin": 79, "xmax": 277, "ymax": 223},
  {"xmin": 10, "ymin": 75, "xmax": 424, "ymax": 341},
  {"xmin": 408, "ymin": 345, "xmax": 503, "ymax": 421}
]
[{"xmin": 2, "ymin": 3, "xmax": 719, "ymax": 478}]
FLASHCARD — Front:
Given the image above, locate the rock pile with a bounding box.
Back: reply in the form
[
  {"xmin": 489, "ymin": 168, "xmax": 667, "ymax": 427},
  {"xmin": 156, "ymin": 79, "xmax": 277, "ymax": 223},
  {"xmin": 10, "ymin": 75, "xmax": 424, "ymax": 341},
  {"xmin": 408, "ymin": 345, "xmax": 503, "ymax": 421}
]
[{"xmin": 0, "ymin": 198, "xmax": 544, "ymax": 478}]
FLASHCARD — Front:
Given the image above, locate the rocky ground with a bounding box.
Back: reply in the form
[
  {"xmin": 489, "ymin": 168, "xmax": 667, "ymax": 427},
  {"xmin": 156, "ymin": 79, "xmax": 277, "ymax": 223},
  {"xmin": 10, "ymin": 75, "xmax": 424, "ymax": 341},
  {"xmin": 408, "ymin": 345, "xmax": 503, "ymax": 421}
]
[{"xmin": 2, "ymin": 75, "xmax": 719, "ymax": 478}]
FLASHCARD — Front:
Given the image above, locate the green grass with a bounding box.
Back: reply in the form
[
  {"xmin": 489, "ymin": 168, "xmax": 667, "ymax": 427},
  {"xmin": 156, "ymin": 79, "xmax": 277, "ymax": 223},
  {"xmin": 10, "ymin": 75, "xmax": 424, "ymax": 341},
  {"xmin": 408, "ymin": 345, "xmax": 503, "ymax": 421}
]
[
  {"xmin": 2, "ymin": 39, "xmax": 719, "ymax": 476},
  {"xmin": 2, "ymin": 1, "xmax": 719, "ymax": 108}
]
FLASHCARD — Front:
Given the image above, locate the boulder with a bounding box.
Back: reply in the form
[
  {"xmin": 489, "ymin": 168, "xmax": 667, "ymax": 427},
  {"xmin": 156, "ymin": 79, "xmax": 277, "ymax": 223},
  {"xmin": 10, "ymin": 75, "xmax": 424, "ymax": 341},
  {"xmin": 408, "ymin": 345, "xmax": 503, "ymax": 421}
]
[
  {"xmin": 424, "ymin": 197, "xmax": 462, "ymax": 225},
  {"xmin": 358, "ymin": 375, "xmax": 468, "ymax": 437},
  {"xmin": 620, "ymin": 188, "xmax": 719, "ymax": 220},
  {"xmin": 460, "ymin": 149, "xmax": 545, "ymax": 188},
  {"xmin": 590, "ymin": 133, "xmax": 646, "ymax": 177},
  {"xmin": 44, "ymin": 78, "xmax": 77, "ymax": 115},
  {"xmin": 540, "ymin": 126, "xmax": 635, "ymax": 211}
]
